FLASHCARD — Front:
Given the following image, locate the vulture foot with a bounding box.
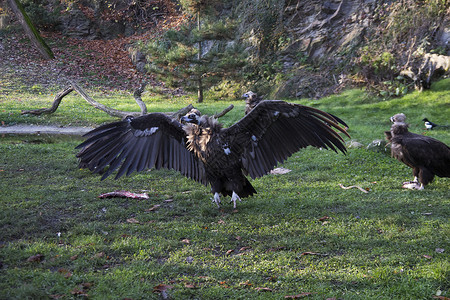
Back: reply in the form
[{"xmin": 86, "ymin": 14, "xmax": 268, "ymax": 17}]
[
  {"xmin": 402, "ymin": 181, "xmax": 424, "ymax": 190},
  {"xmin": 230, "ymin": 191, "xmax": 242, "ymax": 209},
  {"xmin": 212, "ymin": 192, "xmax": 221, "ymax": 208}
]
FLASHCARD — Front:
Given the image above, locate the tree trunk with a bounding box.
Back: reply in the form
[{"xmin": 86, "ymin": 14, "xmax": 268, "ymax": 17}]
[{"xmin": 6, "ymin": 0, "xmax": 54, "ymax": 60}]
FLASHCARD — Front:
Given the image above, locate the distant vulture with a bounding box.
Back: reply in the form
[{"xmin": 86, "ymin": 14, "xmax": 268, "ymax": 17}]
[
  {"xmin": 242, "ymin": 91, "xmax": 263, "ymax": 115},
  {"xmin": 390, "ymin": 113, "xmax": 406, "ymax": 123},
  {"xmin": 385, "ymin": 118, "xmax": 450, "ymax": 190},
  {"xmin": 76, "ymin": 100, "xmax": 349, "ymax": 208}
]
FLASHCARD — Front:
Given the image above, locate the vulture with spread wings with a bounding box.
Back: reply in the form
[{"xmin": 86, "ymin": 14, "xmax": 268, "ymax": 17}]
[{"xmin": 76, "ymin": 100, "xmax": 349, "ymax": 208}]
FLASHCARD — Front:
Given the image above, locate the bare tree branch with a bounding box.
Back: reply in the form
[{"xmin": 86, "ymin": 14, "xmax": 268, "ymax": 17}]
[
  {"xmin": 213, "ymin": 104, "xmax": 234, "ymax": 118},
  {"xmin": 21, "ymin": 87, "xmax": 73, "ymax": 115},
  {"xmin": 69, "ymin": 80, "xmax": 141, "ymax": 118},
  {"xmin": 133, "ymin": 82, "xmax": 148, "ymax": 115},
  {"xmin": 20, "ymin": 80, "xmax": 231, "ymax": 121},
  {"xmin": 170, "ymin": 104, "xmax": 195, "ymax": 119}
]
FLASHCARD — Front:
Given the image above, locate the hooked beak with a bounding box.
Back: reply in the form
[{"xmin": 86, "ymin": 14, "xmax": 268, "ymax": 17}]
[{"xmin": 180, "ymin": 116, "xmax": 192, "ymax": 123}]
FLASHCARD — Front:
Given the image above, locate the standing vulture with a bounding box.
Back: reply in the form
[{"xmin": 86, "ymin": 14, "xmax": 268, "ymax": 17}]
[
  {"xmin": 76, "ymin": 100, "xmax": 349, "ymax": 208},
  {"xmin": 385, "ymin": 119, "xmax": 450, "ymax": 190},
  {"xmin": 242, "ymin": 91, "xmax": 263, "ymax": 115}
]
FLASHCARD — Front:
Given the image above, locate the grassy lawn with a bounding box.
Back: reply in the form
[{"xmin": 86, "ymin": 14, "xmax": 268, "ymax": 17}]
[{"xmin": 0, "ymin": 80, "xmax": 449, "ymax": 299}]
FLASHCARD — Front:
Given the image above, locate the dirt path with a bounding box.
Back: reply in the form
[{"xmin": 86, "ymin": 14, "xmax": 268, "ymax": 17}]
[{"xmin": 0, "ymin": 125, "xmax": 93, "ymax": 135}]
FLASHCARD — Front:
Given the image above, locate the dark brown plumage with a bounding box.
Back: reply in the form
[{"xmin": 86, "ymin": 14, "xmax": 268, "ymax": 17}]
[
  {"xmin": 76, "ymin": 100, "xmax": 349, "ymax": 208},
  {"xmin": 242, "ymin": 91, "xmax": 263, "ymax": 115},
  {"xmin": 385, "ymin": 121, "xmax": 450, "ymax": 190}
]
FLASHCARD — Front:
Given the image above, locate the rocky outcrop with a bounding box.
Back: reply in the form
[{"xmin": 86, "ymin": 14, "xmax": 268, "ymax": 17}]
[{"xmin": 236, "ymin": 0, "xmax": 450, "ymax": 98}]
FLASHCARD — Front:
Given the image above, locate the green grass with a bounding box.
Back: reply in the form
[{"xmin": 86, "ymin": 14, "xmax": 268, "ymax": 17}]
[{"xmin": 0, "ymin": 80, "xmax": 449, "ymax": 299}]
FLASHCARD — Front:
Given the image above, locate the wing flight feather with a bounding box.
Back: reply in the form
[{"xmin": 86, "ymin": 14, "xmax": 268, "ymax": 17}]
[
  {"xmin": 225, "ymin": 100, "xmax": 349, "ymax": 179},
  {"xmin": 76, "ymin": 113, "xmax": 206, "ymax": 184}
]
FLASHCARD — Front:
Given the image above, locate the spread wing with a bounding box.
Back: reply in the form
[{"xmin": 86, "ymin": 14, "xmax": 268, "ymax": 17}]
[
  {"xmin": 224, "ymin": 100, "xmax": 349, "ymax": 179},
  {"xmin": 394, "ymin": 134, "xmax": 450, "ymax": 177},
  {"xmin": 75, "ymin": 113, "xmax": 206, "ymax": 184}
]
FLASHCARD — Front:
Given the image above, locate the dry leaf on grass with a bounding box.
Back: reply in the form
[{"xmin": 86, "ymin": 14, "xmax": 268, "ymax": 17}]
[
  {"xmin": 318, "ymin": 216, "xmax": 330, "ymax": 222},
  {"xmin": 146, "ymin": 204, "xmax": 161, "ymax": 212},
  {"xmin": 26, "ymin": 254, "xmax": 44, "ymax": 262},
  {"xmin": 126, "ymin": 218, "xmax": 140, "ymax": 224},
  {"xmin": 153, "ymin": 284, "xmax": 174, "ymax": 293},
  {"xmin": 58, "ymin": 268, "xmax": 72, "ymax": 278},
  {"xmin": 270, "ymin": 167, "xmax": 292, "ymax": 175}
]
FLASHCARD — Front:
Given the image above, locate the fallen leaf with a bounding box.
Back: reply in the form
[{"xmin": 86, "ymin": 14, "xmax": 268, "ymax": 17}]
[
  {"xmin": 81, "ymin": 282, "xmax": 93, "ymax": 289},
  {"xmin": 285, "ymin": 292, "xmax": 314, "ymax": 298},
  {"xmin": 435, "ymin": 248, "xmax": 445, "ymax": 253},
  {"xmin": 70, "ymin": 255, "xmax": 78, "ymax": 261},
  {"xmin": 267, "ymin": 246, "xmax": 286, "ymax": 252},
  {"xmin": 270, "ymin": 167, "xmax": 292, "ymax": 175},
  {"xmin": 93, "ymin": 252, "xmax": 105, "ymax": 259},
  {"xmin": 146, "ymin": 204, "xmax": 161, "ymax": 212},
  {"xmin": 240, "ymin": 280, "xmax": 252, "ymax": 287},
  {"xmin": 239, "ymin": 246, "xmax": 251, "ymax": 251},
  {"xmin": 70, "ymin": 288, "xmax": 88, "ymax": 296},
  {"xmin": 226, "ymin": 249, "xmax": 234, "ymax": 255},
  {"xmin": 153, "ymin": 284, "xmax": 174, "ymax": 293},
  {"xmin": 58, "ymin": 268, "xmax": 72, "ymax": 278},
  {"xmin": 433, "ymin": 296, "xmax": 450, "ymax": 300},
  {"xmin": 318, "ymin": 216, "xmax": 330, "ymax": 222},
  {"xmin": 126, "ymin": 218, "xmax": 140, "ymax": 224},
  {"xmin": 235, "ymin": 236, "xmax": 242, "ymax": 240},
  {"xmin": 184, "ymin": 283, "xmax": 197, "ymax": 289},
  {"xmin": 423, "ymin": 255, "xmax": 433, "ymax": 259},
  {"xmin": 181, "ymin": 239, "xmax": 190, "ymax": 244},
  {"xmin": 27, "ymin": 254, "xmax": 44, "ymax": 262},
  {"xmin": 218, "ymin": 219, "xmax": 226, "ymax": 224},
  {"xmin": 255, "ymin": 287, "xmax": 273, "ymax": 292}
]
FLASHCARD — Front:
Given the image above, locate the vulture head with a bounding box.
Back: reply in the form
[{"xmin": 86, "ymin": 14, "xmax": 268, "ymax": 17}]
[
  {"xmin": 242, "ymin": 91, "xmax": 263, "ymax": 114},
  {"xmin": 180, "ymin": 109, "xmax": 204, "ymax": 125},
  {"xmin": 390, "ymin": 113, "xmax": 406, "ymax": 123}
]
